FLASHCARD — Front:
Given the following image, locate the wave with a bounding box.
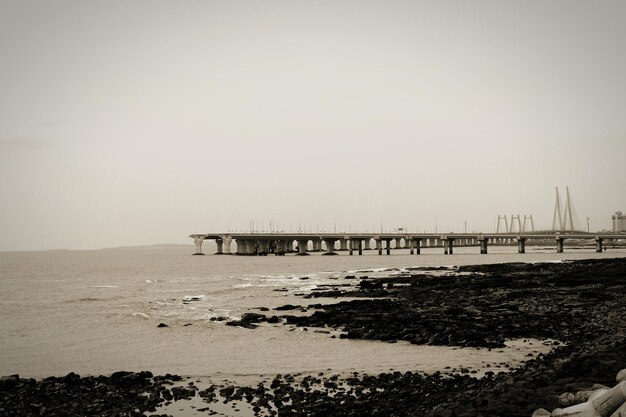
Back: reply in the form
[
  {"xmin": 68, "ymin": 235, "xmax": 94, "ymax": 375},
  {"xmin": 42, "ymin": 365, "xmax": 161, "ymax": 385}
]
[{"xmin": 182, "ymin": 295, "xmax": 207, "ymax": 302}]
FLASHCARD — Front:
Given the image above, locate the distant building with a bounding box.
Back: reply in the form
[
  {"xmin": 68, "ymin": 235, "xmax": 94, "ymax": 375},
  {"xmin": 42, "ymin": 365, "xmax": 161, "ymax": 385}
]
[{"xmin": 613, "ymin": 211, "xmax": 626, "ymax": 232}]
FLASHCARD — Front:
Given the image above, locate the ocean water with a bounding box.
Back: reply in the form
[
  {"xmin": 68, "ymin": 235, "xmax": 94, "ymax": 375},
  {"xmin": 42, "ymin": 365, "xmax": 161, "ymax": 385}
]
[{"xmin": 1, "ymin": 244, "xmax": 625, "ymax": 384}]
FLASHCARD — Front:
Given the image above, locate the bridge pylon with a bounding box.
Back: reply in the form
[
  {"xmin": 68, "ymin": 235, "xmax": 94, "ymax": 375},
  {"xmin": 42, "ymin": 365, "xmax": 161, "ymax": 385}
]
[
  {"xmin": 552, "ymin": 186, "xmax": 576, "ymax": 232},
  {"xmin": 497, "ymin": 214, "xmax": 534, "ymax": 233}
]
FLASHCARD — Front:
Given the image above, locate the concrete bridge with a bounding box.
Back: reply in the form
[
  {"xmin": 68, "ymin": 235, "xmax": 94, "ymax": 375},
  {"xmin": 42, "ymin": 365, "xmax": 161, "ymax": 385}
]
[{"xmin": 189, "ymin": 231, "xmax": 626, "ymax": 256}]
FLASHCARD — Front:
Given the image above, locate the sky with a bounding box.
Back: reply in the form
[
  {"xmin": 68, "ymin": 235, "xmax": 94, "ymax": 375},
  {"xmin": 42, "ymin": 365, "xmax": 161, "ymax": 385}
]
[{"xmin": 1, "ymin": 0, "xmax": 625, "ymax": 251}]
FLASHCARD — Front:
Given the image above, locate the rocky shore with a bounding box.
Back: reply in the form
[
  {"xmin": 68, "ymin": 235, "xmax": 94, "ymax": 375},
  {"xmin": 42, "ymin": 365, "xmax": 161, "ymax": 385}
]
[{"xmin": 2, "ymin": 257, "xmax": 626, "ymax": 416}]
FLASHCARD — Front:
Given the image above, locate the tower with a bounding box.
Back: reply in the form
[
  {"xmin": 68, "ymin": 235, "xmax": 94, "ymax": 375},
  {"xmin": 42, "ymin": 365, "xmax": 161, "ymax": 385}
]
[{"xmin": 552, "ymin": 186, "xmax": 575, "ymax": 231}]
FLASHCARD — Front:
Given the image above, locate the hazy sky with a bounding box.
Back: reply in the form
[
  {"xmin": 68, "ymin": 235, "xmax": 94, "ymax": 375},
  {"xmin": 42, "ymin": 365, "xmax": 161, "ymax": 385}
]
[{"xmin": 1, "ymin": 0, "xmax": 625, "ymax": 251}]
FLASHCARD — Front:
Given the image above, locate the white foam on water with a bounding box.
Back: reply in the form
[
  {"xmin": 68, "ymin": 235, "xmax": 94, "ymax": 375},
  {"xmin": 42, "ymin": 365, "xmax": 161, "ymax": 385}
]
[
  {"xmin": 205, "ymin": 310, "xmax": 238, "ymax": 321},
  {"xmin": 182, "ymin": 295, "xmax": 207, "ymax": 302},
  {"xmin": 236, "ymin": 275, "xmax": 329, "ymax": 289},
  {"xmin": 530, "ymin": 259, "xmax": 567, "ymax": 264},
  {"xmin": 298, "ymin": 284, "xmax": 328, "ymax": 292},
  {"xmin": 132, "ymin": 312, "xmax": 149, "ymax": 319},
  {"xmin": 346, "ymin": 267, "xmax": 394, "ymax": 274}
]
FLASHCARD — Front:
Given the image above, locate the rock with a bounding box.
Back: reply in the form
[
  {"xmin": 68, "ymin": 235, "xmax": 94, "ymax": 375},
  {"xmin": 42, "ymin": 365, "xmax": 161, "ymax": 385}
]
[
  {"xmin": 558, "ymin": 392, "xmax": 576, "ymax": 406},
  {"xmin": 157, "ymin": 323, "xmax": 169, "ymax": 328},
  {"xmin": 574, "ymin": 390, "xmax": 594, "ymax": 403},
  {"xmin": 358, "ymin": 280, "xmax": 383, "ymax": 290},
  {"xmin": 275, "ymin": 304, "xmax": 301, "ymax": 311},
  {"xmin": 0, "ymin": 374, "xmax": 19, "ymax": 388},
  {"xmin": 241, "ymin": 313, "xmax": 266, "ymax": 323},
  {"xmin": 225, "ymin": 321, "xmax": 258, "ymax": 329}
]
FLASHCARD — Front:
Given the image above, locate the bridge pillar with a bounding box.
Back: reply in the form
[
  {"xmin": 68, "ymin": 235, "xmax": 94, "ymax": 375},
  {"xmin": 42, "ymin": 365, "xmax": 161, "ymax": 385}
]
[
  {"xmin": 258, "ymin": 240, "xmax": 270, "ymax": 255},
  {"xmin": 403, "ymin": 238, "xmax": 410, "ymax": 249},
  {"xmin": 517, "ymin": 237, "xmax": 526, "ymax": 254},
  {"xmin": 215, "ymin": 239, "xmax": 223, "ymax": 254},
  {"xmin": 409, "ymin": 239, "xmax": 414, "ymax": 254},
  {"xmin": 555, "ymin": 238, "xmax": 564, "ymax": 253},
  {"xmin": 386, "ymin": 239, "xmax": 391, "ymax": 255},
  {"xmin": 222, "ymin": 237, "xmax": 232, "ymax": 254},
  {"xmin": 479, "ymin": 238, "xmax": 488, "ymax": 254},
  {"xmin": 349, "ymin": 239, "xmax": 354, "ymax": 256},
  {"xmin": 364, "ymin": 239, "xmax": 371, "ymax": 250},
  {"xmin": 349, "ymin": 239, "xmax": 362, "ymax": 255},
  {"xmin": 312, "ymin": 239, "xmax": 322, "ymax": 252},
  {"xmin": 193, "ymin": 236, "xmax": 204, "ymax": 255},
  {"xmin": 235, "ymin": 239, "xmax": 247, "ymax": 255},
  {"xmin": 376, "ymin": 239, "xmax": 382, "ymax": 255},
  {"xmin": 394, "ymin": 238, "xmax": 402, "ymax": 249},
  {"xmin": 273, "ymin": 240, "xmax": 285, "ymax": 255},
  {"xmin": 297, "ymin": 240, "xmax": 310, "ymax": 255},
  {"xmin": 339, "ymin": 238, "xmax": 348, "ymax": 251},
  {"xmin": 595, "ymin": 238, "xmax": 603, "ymax": 253},
  {"xmin": 251, "ymin": 240, "xmax": 259, "ymax": 255},
  {"xmin": 212, "ymin": 238, "xmax": 230, "ymax": 254},
  {"xmin": 443, "ymin": 238, "xmax": 454, "ymax": 255},
  {"xmin": 413, "ymin": 239, "xmax": 421, "ymax": 255},
  {"xmin": 323, "ymin": 239, "xmax": 337, "ymax": 255}
]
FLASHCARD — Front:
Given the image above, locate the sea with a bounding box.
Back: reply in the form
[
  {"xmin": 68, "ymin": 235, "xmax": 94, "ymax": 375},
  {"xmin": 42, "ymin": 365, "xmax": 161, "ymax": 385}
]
[{"xmin": 1, "ymin": 244, "xmax": 625, "ymax": 387}]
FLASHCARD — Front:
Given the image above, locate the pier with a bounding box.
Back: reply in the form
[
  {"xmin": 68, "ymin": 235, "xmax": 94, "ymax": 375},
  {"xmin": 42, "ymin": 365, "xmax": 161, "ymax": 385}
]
[{"xmin": 189, "ymin": 232, "xmax": 626, "ymax": 256}]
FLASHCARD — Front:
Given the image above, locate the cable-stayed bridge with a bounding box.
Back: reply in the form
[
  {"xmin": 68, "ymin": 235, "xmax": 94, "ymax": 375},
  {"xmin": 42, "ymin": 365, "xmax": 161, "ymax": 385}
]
[
  {"xmin": 191, "ymin": 187, "xmax": 624, "ymax": 256},
  {"xmin": 189, "ymin": 231, "xmax": 626, "ymax": 256}
]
